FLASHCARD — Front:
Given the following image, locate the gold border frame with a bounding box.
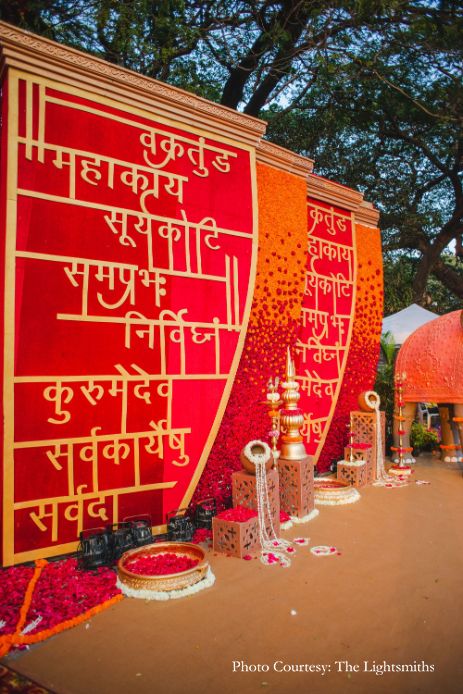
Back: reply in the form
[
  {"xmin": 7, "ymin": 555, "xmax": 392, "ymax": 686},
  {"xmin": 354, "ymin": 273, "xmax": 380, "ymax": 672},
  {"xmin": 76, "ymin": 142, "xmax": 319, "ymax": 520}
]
[
  {"xmin": 2, "ymin": 71, "xmax": 19, "ymax": 567},
  {"xmin": 256, "ymin": 140, "xmax": 313, "ymax": 178},
  {"xmin": 307, "ymin": 174, "xmax": 364, "ymax": 212}
]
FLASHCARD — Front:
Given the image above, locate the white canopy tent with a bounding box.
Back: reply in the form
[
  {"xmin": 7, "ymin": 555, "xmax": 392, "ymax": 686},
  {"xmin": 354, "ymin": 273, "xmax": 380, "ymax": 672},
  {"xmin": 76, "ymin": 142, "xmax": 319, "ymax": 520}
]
[
  {"xmin": 382, "ymin": 304, "xmax": 441, "ymax": 431},
  {"xmin": 382, "ymin": 303, "xmax": 438, "ymax": 346}
]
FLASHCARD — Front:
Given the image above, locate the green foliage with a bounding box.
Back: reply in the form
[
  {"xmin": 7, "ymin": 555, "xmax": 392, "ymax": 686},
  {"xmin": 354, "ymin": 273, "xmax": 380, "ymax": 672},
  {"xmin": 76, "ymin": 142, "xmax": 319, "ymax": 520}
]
[
  {"xmin": 0, "ymin": 1, "xmax": 96, "ymax": 48},
  {"xmin": 93, "ymin": 0, "xmax": 207, "ymax": 80},
  {"xmin": 374, "ymin": 331, "xmax": 396, "ymax": 447},
  {"xmin": 265, "ymin": 10, "xmax": 463, "ymax": 308},
  {"xmin": 382, "ymin": 253, "xmax": 462, "ymax": 316},
  {"xmin": 410, "ymin": 422, "xmax": 439, "ymax": 452}
]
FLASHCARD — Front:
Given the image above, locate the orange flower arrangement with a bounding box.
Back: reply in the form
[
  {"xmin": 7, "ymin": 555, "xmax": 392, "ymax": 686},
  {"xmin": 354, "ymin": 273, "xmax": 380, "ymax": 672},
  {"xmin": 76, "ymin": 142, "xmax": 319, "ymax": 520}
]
[
  {"xmin": 238, "ymin": 164, "xmax": 307, "ymax": 386},
  {"xmin": 192, "ymin": 163, "xmax": 307, "ymax": 507}
]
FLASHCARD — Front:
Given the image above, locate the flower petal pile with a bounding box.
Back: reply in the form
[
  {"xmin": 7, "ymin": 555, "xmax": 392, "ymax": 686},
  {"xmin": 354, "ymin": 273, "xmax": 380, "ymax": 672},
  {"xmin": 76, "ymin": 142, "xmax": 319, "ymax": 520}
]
[
  {"xmin": 262, "ymin": 552, "xmax": 290, "ymax": 568},
  {"xmin": 216, "ymin": 506, "xmax": 257, "ymax": 522},
  {"xmin": 0, "ymin": 565, "xmax": 34, "ymax": 635},
  {"xmin": 125, "ymin": 553, "xmax": 199, "ymax": 576},
  {"xmin": 192, "ymin": 528, "xmax": 213, "ymax": 544}
]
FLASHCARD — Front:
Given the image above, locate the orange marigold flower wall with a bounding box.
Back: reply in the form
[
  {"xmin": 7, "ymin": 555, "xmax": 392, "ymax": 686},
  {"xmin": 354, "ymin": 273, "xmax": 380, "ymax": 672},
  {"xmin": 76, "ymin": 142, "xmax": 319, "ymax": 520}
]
[
  {"xmin": 192, "ymin": 163, "xmax": 307, "ymax": 507},
  {"xmin": 317, "ymin": 223, "xmax": 384, "ymax": 471}
]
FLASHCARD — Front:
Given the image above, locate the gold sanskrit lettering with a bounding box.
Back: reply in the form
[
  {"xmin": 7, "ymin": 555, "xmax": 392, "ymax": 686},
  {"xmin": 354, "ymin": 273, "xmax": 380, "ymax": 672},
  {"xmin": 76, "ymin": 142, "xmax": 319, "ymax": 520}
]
[
  {"xmin": 30, "ymin": 503, "xmax": 58, "ymax": 542},
  {"xmin": 43, "ymin": 383, "xmax": 74, "ymax": 425}
]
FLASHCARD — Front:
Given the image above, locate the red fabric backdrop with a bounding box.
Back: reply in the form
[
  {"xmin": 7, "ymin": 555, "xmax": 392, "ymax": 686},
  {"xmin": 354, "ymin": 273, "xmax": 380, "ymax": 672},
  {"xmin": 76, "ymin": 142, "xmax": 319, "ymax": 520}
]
[
  {"xmin": 317, "ymin": 222, "xmax": 383, "ymax": 470},
  {"xmin": 2, "ymin": 75, "xmax": 256, "ymax": 564},
  {"xmin": 295, "ymin": 198, "xmax": 356, "ymax": 466}
]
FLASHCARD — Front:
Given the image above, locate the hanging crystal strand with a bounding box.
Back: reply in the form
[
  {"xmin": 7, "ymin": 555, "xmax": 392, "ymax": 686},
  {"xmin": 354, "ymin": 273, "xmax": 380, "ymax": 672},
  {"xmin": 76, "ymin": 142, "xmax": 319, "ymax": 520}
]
[
  {"xmin": 347, "ymin": 416, "xmax": 354, "ymax": 463},
  {"xmin": 261, "ymin": 460, "xmax": 288, "ymax": 548},
  {"xmin": 365, "ymin": 390, "xmax": 397, "ymax": 485},
  {"xmin": 255, "ymin": 460, "xmax": 290, "ymax": 566}
]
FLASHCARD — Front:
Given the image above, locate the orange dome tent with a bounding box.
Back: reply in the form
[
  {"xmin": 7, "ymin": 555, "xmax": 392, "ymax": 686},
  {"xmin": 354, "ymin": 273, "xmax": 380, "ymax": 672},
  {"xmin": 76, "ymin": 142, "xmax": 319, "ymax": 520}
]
[{"xmin": 395, "ymin": 310, "xmax": 463, "ymax": 404}]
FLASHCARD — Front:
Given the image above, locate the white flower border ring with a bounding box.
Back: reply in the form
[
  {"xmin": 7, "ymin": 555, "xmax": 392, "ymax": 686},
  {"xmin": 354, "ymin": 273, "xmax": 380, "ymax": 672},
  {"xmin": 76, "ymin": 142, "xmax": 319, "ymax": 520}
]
[
  {"xmin": 117, "ymin": 568, "xmax": 216, "ymax": 601},
  {"xmin": 243, "ymin": 440, "xmax": 272, "ymax": 467}
]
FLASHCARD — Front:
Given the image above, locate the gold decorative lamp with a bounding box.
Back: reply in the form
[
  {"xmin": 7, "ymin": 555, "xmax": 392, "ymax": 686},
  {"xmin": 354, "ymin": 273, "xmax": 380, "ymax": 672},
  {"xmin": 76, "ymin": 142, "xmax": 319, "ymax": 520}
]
[
  {"xmin": 265, "ymin": 376, "xmax": 282, "ymax": 460},
  {"xmin": 279, "ymin": 348, "xmax": 307, "ymax": 461},
  {"xmin": 276, "ymin": 348, "xmax": 317, "ymax": 522}
]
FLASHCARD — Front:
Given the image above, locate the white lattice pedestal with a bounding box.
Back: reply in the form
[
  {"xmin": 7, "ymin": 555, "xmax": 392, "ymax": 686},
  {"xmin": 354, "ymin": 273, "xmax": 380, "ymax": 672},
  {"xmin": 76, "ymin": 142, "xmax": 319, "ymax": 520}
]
[
  {"xmin": 337, "ymin": 460, "xmax": 367, "ymax": 488},
  {"xmin": 212, "ymin": 515, "xmax": 259, "ymax": 558},
  {"xmin": 344, "ymin": 445, "xmax": 372, "ymax": 484},
  {"xmin": 277, "ymin": 455, "xmax": 315, "ymax": 520},
  {"xmin": 232, "ymin": 468, "xmax": 280, "ymax": 535},
  {"xmin": 351, "ymin": 411, "xmax": 385, "ymax": 482}
]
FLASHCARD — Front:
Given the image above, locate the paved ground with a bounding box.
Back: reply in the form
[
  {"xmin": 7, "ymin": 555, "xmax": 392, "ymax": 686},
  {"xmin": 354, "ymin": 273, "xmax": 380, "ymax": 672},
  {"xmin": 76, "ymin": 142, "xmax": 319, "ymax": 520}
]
[{"xmin": 5, "ymin": 455, "xmax": 463, "ymax": 694}]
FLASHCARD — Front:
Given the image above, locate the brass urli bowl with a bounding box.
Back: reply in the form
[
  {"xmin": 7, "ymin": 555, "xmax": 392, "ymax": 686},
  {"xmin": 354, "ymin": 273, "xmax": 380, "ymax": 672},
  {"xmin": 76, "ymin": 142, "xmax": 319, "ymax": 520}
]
[
  {"xmin": 314, "ymin": 478, "xmax": 350, "ymax": 490},
  {"xmin": 314, "ymin": 477, "xmax": 356, "ymax": 503},
  {"xmin": 117, "ymin": 542, "xmax": 208, "ymax": 593}
]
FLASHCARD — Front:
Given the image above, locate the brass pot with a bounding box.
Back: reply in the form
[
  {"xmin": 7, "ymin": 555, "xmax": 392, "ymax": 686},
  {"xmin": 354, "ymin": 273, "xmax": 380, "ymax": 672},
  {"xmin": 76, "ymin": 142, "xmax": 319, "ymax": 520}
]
[
  {"xmin": 117, "ymin": 542, "xmax": 208, "ymax": 593},
  {"xmin": 240, "ymin": 441, "xmax": 273, "ymax": 475},
  {"xmin": 357, "ymin": 390, "xmax": 380, "ymax": 412}
]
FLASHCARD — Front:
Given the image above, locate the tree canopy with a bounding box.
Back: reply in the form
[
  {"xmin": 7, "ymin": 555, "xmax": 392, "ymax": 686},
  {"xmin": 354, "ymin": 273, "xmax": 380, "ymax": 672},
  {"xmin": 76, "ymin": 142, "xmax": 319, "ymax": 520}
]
[
  {"xmin": 1, "ymin": 1, "xmax": 462, "ymax": 312},
  {"xmin": 266, "ymin": 2, "xmax": 463, "ymax": 310}
]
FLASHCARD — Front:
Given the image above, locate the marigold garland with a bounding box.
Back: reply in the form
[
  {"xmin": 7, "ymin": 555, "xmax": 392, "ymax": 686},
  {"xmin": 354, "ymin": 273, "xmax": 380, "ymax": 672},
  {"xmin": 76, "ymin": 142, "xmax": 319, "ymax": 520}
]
[
  {"xmin": 0, "ymin": 559, "xmax": 123, "ymax": 656},
  {"xmin": 14, "ymin": 594, "xmax": 123, "ymax": 648},
  {"xmin": 0, "ymin": 559, "xmax": 47, "ymax": 658},
  {"xmin": 318, "ymin": 223, "xmax": 383, "ymax": 471},
  {"xmin": 191, "ymin": 164, "xmax": 307, "ymax": 508}
]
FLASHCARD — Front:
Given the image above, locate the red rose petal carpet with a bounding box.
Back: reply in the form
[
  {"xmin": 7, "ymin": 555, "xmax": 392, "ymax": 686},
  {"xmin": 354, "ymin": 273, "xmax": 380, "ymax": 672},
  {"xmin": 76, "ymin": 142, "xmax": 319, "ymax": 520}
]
[{"xmin": 0, "ymin": 558, "xmax": 122, "ymax": 658}]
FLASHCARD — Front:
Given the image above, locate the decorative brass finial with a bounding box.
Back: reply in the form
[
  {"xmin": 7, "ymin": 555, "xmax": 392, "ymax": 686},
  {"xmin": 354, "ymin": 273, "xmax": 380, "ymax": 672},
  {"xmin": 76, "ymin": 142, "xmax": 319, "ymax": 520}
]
[
  {"xmin": 286, "ymin": 347, "xmax": 296, "ymax": 379},
  {"xmin": 279, "ymin": 348, "xmax": 307, "ymax": 461}
]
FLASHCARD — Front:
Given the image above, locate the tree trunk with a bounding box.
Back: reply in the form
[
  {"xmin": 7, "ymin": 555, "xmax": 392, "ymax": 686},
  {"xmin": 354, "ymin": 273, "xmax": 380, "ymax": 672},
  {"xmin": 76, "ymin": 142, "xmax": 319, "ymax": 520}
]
[
  {"xmin": 220, "ymin": 30, "xmax": 275, "ymax": 110},
  {"xmin": 432, "ymin": 260, "xmax": 463, "ymax": 298},
  {"xmin": 412, "ymin": 251, "xmax": 434, "ymax": 304}
]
